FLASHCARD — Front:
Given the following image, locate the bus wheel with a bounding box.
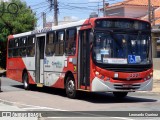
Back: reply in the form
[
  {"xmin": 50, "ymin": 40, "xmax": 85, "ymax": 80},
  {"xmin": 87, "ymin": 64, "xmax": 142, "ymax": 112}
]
[
  {"xmin": 66, "ymin": 76, "xmax": 76, "ymax": 99},
  {"xmin": 113, "ymin": 92, "xmax": 128, "ymax": 98},
  {"xmin": 23, "ymin": 72, "xmax": 30, "ymax": 90}
]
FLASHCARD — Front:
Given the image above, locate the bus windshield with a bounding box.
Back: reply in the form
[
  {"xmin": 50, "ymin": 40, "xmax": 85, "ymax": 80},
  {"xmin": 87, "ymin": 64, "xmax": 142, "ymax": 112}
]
[{"xmin": 92, "ymin": 31, "xmax": 151, "ymax": 65}]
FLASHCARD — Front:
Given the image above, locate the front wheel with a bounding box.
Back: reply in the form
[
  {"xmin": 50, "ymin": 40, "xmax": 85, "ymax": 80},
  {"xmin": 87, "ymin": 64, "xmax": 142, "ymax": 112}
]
[
  {"xmin": 65, "ymin": 76, "xmax": 77, "ymax": 99},
  {"xmin": 113, "ymin": 92, "xmax": 128, "ymax": 98},
  {"xmin": 23, "ymin": 72, "xmax": 30, "ymax": 90}
]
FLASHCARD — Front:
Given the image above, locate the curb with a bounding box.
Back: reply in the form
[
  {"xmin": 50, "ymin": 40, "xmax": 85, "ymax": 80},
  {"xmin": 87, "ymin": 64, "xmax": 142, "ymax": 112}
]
[{"xmin": 0, "ymin": 99, "xmax": 18, "ymax": 108}]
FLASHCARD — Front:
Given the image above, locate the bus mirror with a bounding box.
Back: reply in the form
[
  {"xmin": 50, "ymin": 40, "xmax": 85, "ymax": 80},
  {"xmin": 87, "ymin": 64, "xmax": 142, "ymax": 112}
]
[{"xmin": 89, "ymin": 32, "xmax": 94, "ymax": 44}]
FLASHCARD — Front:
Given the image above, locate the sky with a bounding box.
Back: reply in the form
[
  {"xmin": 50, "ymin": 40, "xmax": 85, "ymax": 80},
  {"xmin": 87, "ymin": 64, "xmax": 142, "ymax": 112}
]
[{"xmin": 23, "ymin": 0, "xmax": 123, "ymax": 27}]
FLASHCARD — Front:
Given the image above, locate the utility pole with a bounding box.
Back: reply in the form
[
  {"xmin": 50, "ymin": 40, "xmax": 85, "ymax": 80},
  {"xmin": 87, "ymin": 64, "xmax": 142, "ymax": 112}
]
[
  {"xmin": 48, "ymin": 0, "xmax": 58, "ymax": 26},
  {"xmin": 151, "ymin": 6, "xmax": 155, "ymax": 26},
  {"xmin": 98, "ymin": 2, "xmax": 99, "ymax": 17},
  {"xmin": 42, "ymin": 12, "xmax": 46, "ymax": 28},
  {"xmin": 103, "ymin": 0, "xmax": 105, "ymax": 17},
  {"xmin": 148, "ymin": 0, "xmax": 151, "ymax": 23},
  {"xmin": 54, "ymin": 0, "xmax": 58, "ymax": 26}
]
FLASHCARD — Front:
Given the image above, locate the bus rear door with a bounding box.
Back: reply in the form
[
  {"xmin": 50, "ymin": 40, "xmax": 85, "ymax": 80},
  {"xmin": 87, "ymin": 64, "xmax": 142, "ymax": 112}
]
[{"xmin": 35, "ymin": 34, "xmax": 46, "ymax": 86}]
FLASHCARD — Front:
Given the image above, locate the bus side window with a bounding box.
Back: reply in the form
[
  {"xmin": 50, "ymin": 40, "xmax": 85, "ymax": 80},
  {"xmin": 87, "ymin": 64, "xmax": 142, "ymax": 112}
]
[
  {"xmin": 27, "ymin": 36, "xmax": 35, "ymax": 57},
  {"xmin": 8, "ymin": 40, "xmax": 14, "ymax": 57},
  {"xmin": 65, "ymin": 29, "xmax": 76, "ymax": 55},
  {"xmin": 13, "ymin": 38, "xmax": 19, "ymax": 57},
  {"xmin": 19, "ymin": 37, "xmax": 27, "ymax": 57},
  {"xmin": 55, "ymin": 31, "xmax": 64, "ymax": 55},
  {"xmin": 45, "ymin": 32, "xmax": 54, "ymax": 56}
]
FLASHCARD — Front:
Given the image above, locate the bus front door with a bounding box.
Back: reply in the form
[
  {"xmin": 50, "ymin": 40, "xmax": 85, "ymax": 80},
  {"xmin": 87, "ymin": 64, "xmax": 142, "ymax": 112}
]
[
  {"xmin": 78, "ymin": 30, "xmax": 90, "ymax": 90},
  {"xmin": 35, "ymin": 34, "xmax": 46, "ymax": 86}
]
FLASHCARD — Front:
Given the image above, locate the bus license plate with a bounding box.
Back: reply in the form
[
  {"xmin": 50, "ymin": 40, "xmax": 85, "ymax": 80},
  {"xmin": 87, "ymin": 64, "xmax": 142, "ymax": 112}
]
[{"xmin": 123, "ymin": 84, "xmax": 132, "ymax": 88}]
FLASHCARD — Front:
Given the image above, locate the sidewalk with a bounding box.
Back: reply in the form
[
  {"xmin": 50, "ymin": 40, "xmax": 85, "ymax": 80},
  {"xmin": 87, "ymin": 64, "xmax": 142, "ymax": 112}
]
[
  {"xmin": 153, "ymin": 70, "xmax": 160, "ymax": 94},
  {"xmin": 152, "ymin": 58, "xmax": 160, "ymax": 93}
]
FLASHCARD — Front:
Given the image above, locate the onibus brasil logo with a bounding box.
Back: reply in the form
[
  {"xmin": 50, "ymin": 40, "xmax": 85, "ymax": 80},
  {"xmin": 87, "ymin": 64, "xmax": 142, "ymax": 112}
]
[{"xmin": 0, "ymin": 2, "xmax": 19, "ymax": 17}]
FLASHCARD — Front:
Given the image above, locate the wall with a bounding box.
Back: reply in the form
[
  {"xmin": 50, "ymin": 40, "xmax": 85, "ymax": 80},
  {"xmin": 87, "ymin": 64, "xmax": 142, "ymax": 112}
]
[
  {"xmin": 124, "ymin": 6, "xmax": 147, "ymax": 18},
  {"xmin": 153, "ymin": 58, "xmax": 160, "ymax": 80},
  {"xmin": 105, "ymin": 7, "xmax": 124, "ymax": 16}
]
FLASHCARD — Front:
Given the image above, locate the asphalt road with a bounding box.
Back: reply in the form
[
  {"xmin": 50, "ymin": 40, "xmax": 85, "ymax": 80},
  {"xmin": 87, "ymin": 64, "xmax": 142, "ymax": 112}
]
[{"xmin": 0, "ymin": 77, "xmax": 160, "ymax": 120}]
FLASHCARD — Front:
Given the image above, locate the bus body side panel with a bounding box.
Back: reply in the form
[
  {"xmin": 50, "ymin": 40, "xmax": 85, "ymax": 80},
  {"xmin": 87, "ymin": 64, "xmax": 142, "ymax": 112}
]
[
  {"xmin": 7, "ymin": 58, "xmax": 25, "ymax": 82},
  {"xmin": 22, "ymin": 57, "xmax": 36, "ymax": 84},
  {"xmin": 44, "ymin": 55, "xmax": 67, "ymax": 88},
  {"xmin": 7, "ymin": 57, "xmax": 36, "ymax": 84},
  {"xmin": 44, "ymin": 55, "xmax": 77, "ymax": 89}
]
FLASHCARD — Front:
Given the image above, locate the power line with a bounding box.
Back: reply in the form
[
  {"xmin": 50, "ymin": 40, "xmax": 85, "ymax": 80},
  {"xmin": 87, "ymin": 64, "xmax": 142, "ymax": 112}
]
[
  {"xmin": 32, "ymin": 5, "xmax": 49, "ymax": 10},
  {"xmin": 29, "ymin": 2, "xmax": 48, "ymax": 7}
]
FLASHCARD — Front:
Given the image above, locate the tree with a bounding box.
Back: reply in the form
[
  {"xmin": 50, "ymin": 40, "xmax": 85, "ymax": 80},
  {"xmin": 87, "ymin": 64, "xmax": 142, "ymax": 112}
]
[{"xmin": 0, "ymin": 0, "xmax": 37, "ymax": 69}]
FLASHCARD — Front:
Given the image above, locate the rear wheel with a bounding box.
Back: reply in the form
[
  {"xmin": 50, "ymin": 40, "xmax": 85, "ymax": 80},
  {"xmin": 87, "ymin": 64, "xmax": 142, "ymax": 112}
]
[
  {"xmin": 23, "ymin": 72, "xmax": 30, "ymax": 90},
  {"xmin": 66, "ymin": 76, "xmax": 77, "ymax": 99},
  {"xmin": 113, "ymin": 92, "xmax": 128, "ymax": 98}
]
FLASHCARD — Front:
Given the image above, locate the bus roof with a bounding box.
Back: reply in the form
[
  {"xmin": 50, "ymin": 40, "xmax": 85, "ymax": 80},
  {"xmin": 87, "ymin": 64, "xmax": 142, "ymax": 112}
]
[{"xmin": 9, "ymin": 17, "xmax": 150, "ymax": 39}]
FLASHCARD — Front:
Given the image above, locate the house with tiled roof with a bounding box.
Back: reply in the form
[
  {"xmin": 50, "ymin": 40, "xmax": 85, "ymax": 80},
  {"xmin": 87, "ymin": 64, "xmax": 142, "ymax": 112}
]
[
  {"xmin": 103, "ymin": 0, "xmax": 160, "ymax": 57},
  {"xmin": 104, "ymin": 0, "xmax": 160, "ymax": 25}
]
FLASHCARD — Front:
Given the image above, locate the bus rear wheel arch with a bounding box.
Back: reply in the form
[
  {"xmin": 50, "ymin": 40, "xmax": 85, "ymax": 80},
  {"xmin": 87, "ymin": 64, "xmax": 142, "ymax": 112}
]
[
  {"xmin": 113, "ymin": 92, "xmax": 128, "ymax": 98},
  {"xmin": 22, "ymin": 71, "xmax": 30, "ymax": 90}
]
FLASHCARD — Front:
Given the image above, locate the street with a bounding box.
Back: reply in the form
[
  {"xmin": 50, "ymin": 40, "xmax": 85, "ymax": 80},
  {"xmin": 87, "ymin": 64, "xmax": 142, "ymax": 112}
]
[{"xmin": 0, "ymin": 77, "xmax": 160, "ymax": 120}]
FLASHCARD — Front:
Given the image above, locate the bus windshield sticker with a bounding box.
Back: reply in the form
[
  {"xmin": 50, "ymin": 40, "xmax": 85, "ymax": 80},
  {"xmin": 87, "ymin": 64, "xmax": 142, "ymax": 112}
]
[
  {"xmin": 100, "ymin": 49, "xmax": 109, "ymax": 55},
  {"xmin": 128, "ymin": 55, "xmax": 136, "ymax": 63},
  {"xmin": 96, "ymin": 54, "xmax": 101, "ymax": 60},
  {"xmin": 60, "ymin": 34, "xmax": 64, "ymax": 41},
  {"xmin": 103, "ymin": 58, "xmax": 127, "ymax": 64},
  {"xmin": 33, "ymin": 38, "xmax": 35, "ymax": 43},
  {"xmin": 135, "ymin": 56, "xmax": 141, "ymax": 63}
]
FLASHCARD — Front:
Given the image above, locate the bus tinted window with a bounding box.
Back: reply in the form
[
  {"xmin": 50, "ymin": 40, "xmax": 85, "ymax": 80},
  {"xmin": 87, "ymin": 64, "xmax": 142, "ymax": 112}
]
[
  {"xmin": 55, "ymin": 31, "xmax": 64, "ymax": 55},
  {"xmin": 8, "ymin": 40, "xmax": 14, "ymax": 57},
  {"xmin": 46, "ymin": 32, "xmax": 55, "ymax": 56},
  {"xmin": 14, "ymin": 39, "xmax": 19, "ymax": 47},
  {"xmin": 27, "ymin": 36, "xmax": 35, "ymax": 56},
  {"xmin": 12, "ymin": 39, "xmax": 19, "ymax": 57},
  {"xmin": 19, "ymin": 37, "xmax": 27, "ymax": 57},
  {"xmin": 9, "ymin": 40, "xmax": 14, "ymax": 48},
  {"xmin": 19, "ymin": 38, "xmax": 27, "ymax": 47},
  {"xmin": 65, "ymin": 29, "xmax": 76, "ymax": 55}
]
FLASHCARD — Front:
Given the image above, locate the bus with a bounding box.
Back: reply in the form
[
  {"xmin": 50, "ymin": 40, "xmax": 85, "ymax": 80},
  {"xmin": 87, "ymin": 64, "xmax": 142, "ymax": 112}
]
[{"xmin": 6, "ymin": 17, "xmax": 153, "ymax": 98}]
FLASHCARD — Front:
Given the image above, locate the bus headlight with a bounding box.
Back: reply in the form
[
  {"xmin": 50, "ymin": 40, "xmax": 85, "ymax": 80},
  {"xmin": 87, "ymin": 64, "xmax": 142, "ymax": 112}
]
[
  {"xmin": 95, "ymin": 71, "xmax": 99, "ymax": 76},
  {"xmin": 144, "ymin": 72, "xmax": 152, "ymax": 81}
]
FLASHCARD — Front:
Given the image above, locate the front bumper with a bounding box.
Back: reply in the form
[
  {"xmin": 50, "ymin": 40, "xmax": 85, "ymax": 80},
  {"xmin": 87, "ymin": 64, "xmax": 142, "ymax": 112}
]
[{"xmin": 91, "ymin": 77, "xmax": 153, "ymax": 92}]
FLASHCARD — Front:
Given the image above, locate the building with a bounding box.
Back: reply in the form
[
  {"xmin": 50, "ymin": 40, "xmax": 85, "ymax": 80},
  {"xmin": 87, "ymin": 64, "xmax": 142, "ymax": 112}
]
[
  {"xmin": 103, "ymin": 0, "xmax": 160, "ymax": 58},
  {"xmin": 44, "ymin": 16, "xmax": 78, "ymax": 28}
]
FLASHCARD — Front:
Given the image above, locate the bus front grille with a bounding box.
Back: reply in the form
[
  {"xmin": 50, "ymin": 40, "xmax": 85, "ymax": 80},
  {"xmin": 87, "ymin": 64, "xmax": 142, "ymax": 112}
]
[{"xmin": 114, "ymin": 84, "xmax": 140, "ymax": 90}]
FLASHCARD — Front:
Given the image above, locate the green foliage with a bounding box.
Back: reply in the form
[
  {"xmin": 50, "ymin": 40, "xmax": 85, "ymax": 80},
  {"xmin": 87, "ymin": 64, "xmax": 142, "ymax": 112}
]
[{"xmin": 0, "ymin": 0, "xmax": 37, "ymax": 69}]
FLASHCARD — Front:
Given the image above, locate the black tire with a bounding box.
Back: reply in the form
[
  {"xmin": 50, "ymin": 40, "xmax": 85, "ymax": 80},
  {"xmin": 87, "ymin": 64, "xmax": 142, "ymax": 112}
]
[
  {"xmin": 23, "ymin": 72, "xmax": 30, "ymax": 90},
  {"xmin": 65, "ymin": 76, "xmax": 77, "ymax": 99},
  {"xmin": 113, "ymin": 92, "xmax": 128, "ymax": 98}
]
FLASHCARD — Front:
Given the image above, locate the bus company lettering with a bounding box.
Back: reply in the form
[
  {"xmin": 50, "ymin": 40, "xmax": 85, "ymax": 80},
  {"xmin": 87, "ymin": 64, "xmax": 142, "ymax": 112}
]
[{"xmin": 52, "ymin": 61, "xmax": 62, "ymax": 68}]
